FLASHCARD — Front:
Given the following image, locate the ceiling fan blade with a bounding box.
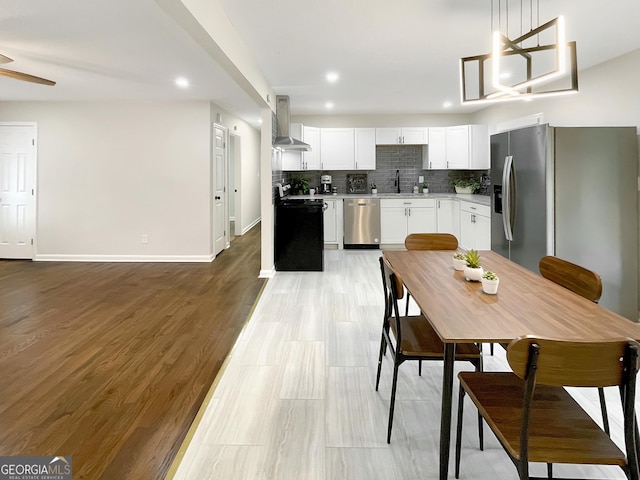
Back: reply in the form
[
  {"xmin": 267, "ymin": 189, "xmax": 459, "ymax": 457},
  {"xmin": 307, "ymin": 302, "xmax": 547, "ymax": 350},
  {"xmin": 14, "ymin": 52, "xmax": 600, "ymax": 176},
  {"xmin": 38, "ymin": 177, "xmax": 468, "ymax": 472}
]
[
  {"xmin": 0, "ymin": 67, "xmax": 55, "ymax": 86},
  {"xmin": 0, "ymin": 54, "xmax": 13, "ymax": 64}
]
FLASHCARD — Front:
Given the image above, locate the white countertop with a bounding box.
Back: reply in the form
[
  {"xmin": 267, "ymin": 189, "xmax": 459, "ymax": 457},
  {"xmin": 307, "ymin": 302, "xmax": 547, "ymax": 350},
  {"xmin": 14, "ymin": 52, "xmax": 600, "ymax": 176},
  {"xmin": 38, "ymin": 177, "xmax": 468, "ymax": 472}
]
[{"xmin": 290, "ymin": 192, "xmax": 491, "ymax": 206}]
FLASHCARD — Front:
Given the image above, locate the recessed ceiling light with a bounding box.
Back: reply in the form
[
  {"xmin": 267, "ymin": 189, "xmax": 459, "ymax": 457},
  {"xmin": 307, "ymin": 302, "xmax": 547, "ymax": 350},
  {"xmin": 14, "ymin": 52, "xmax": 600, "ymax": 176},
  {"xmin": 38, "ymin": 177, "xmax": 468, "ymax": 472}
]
[
  {"xmin": 325, "ymin": 102, "xmax": 334, "ymax": 109},
  {"xmin": 326, "ymin": 72, "xmax": 339, "ymax": 83},
  {"xmin": 175, "ymin": 77, "xmax": 189, "ymax": 88},
  {"xmin": 443, "ymin": 101, "xmax": 453, "ymax": 109}
]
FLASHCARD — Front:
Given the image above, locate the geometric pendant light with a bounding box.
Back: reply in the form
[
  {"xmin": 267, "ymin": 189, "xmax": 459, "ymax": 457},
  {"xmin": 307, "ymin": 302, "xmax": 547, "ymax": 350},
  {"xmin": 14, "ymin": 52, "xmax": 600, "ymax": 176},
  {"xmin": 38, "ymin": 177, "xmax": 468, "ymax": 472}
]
[{"xmin": 460, "ymin": 1, "xmax": 578, "ymax": 104}]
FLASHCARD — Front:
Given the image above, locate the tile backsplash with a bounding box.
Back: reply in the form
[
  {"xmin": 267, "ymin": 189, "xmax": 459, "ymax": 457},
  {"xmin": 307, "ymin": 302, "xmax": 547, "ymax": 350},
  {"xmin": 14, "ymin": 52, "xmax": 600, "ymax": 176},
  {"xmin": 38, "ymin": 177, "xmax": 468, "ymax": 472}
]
[{"xmin": 287, "ymin": 145, "xmax": 489, "ymax": 195}]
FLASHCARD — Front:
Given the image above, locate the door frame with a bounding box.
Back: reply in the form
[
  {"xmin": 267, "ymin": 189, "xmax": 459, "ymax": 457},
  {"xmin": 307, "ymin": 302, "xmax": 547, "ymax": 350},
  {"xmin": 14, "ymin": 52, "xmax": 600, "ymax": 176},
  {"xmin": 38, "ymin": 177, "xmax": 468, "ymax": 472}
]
[
  {"xmin": 228, "ymin": 132, "xmax": 241, "ymax": 237},
  {"xmin": 212, "ymin": 123, "xmax": 230, "ymax": 256},
  {"xmin": 0, "ymin": 121, "xmax": 37, "ymax": 260}
]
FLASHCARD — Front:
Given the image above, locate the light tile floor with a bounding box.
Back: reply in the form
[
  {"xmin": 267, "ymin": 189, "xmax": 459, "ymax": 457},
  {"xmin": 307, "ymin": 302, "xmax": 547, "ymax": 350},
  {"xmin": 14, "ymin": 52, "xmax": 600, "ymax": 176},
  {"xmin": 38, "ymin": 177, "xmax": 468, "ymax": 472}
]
[{"xmin": 172, "ymin": 249, "xmax": 629, "ymax": 480}]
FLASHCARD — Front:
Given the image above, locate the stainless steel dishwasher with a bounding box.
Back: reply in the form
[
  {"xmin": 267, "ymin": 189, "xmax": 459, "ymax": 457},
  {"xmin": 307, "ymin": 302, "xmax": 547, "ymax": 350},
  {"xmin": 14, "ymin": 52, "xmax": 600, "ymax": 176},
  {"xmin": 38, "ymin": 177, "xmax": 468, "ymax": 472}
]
[{"xmin": 343, "ymin": 197, "xmax": 381, "ymax": 248}]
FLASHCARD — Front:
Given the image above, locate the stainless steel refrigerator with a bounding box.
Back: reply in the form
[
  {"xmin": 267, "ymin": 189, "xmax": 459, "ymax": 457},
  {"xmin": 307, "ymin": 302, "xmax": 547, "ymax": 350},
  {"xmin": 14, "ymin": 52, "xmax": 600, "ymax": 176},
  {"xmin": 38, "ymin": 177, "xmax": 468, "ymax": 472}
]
[{"xmin": 491, "ymin": 124, "xmax": 638, "ymax": 320}]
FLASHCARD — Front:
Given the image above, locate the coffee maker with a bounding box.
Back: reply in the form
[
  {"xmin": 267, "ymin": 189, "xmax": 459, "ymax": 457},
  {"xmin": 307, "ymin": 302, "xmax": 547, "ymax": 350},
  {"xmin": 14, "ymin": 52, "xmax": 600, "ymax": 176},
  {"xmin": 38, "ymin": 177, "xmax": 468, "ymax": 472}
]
[{"xmin": 320, "ymin": 175, "xmax": 332, "ymax": 194}]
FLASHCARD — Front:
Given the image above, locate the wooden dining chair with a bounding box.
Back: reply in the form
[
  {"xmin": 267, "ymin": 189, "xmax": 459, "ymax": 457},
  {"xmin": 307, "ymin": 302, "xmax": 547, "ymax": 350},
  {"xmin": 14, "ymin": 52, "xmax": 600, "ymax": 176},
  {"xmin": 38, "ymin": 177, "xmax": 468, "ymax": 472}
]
[
  {"xmin": 403, "ymin": 233, "xmax": 458, "ymax": 316},
  {"xmin": 455, "ymin": 336, "xmax": 640, "ymax": 480},
  {"xmin": 539, "ymin": 255, "xmax": 603, "ymax": 303},
  {"xmin": 539, "ymin": 255, "xmax": 610, "ymax": 435},
  {"xmin": 376, "ymin": 256, "xmax": 483, "ymax": 444}
]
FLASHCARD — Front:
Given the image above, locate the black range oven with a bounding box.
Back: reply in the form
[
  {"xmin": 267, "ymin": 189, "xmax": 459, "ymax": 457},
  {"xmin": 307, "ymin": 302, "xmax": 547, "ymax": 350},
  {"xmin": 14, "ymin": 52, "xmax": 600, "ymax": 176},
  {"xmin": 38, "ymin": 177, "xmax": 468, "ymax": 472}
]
[{"xmin": 274, "ymin": 183, "xmax": 324, "ymax": 271}]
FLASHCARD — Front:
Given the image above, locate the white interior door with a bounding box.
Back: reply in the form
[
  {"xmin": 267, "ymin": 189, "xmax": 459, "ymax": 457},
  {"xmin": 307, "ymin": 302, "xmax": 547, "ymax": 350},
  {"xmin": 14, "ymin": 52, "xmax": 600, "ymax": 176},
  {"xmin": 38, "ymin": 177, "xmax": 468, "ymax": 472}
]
[
  {"xmin": 0, "ymin": 124, "xmax": 36, "ymax": 259},
  {"xmin": 213, "ymin": 125, "xmax": 227, "ymax": 256}
]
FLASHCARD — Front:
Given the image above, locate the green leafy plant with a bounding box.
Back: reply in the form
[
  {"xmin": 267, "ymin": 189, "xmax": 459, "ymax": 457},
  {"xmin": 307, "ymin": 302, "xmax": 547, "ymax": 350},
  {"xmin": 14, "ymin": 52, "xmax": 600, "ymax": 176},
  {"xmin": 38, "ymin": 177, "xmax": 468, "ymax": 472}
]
[
  {"xmin": 292, "ymin": 178, "xmax": 309, "ymax": 194},
  {"xmin": 464, "ymin": 249, "xmax": 481, "ymax": 268},
  {"xmin": 449, "ymin": 172, "xmax": 480, "ymax": 192},
  {"xmin": 453, "ymin": 252, "xmax": 466, "ymax": 260},
  {"xmin": 482, "ymin": 270, "xmax": 498, "ymax": 280},
  {"xmin": 370, "ymin": 182, "xmax": 377, "ymax": 190},
  {"xmin": 421, "ymin": 182, "xmax": 429, "ymax": 189},
  {"xmin": 454, "ymin": 178, "xmax": 480, "ymax": 189}
]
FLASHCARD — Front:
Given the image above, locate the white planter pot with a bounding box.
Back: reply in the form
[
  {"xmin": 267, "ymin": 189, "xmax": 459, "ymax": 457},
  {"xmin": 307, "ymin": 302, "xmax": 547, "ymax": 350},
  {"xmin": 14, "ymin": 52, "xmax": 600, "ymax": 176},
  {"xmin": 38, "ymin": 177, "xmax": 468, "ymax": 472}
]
[
  {"xmin": 371, "ymin": 189, "xmax": 377, "ymax": 195},
  {"xmin": 464, "ymin": 266, "xmax": 484, "ymax": 282},
  {"xmin": 481, "ymin": 278, "xmax": 500, "ymax": 294},
  {"xmin": 453, "ymin": 258, "xmax": 467, "ymax": 271},
  {"xmin": 455, "ymin": 186, "xmax": 474, "ymax": 194},
  {"xmin": 422, "ymin": 188, "xmax": 429, "ymax": 194}
]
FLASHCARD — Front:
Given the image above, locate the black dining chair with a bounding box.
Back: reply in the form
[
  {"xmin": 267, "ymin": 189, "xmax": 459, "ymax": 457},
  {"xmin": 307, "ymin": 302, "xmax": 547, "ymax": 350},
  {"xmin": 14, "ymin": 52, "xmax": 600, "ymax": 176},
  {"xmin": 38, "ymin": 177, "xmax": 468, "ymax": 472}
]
[
  {"xmin": 455, "ymin": 335, "xmax": 640, "ymax": 480},
  {"xmin": 539, "ymin": 255, "xmax": 610, "ymax": 435},
  {"xmin": 376, "ymin": 256, "xmax": 483, "ymax": 444}
]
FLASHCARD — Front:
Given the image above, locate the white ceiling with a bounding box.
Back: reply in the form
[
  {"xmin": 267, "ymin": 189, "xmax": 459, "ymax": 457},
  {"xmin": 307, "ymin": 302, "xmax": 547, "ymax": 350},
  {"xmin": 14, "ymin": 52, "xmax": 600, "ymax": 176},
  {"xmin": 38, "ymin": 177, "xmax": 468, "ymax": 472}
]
[{"xmin": 1, "ymin": 0, "xmax": 639, "ymax": 124}]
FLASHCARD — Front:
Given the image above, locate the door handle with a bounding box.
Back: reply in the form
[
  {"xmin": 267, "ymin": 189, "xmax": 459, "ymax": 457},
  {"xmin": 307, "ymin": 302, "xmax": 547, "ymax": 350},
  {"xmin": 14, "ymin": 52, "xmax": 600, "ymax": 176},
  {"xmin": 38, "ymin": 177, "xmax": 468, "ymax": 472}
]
[
  {"xmin": 502, "ymin": 155, "xmax": 514, "ymax": 241},
  {"xmin": 215, "ymin": 196, "xmax": 221, "ymax": 200}
]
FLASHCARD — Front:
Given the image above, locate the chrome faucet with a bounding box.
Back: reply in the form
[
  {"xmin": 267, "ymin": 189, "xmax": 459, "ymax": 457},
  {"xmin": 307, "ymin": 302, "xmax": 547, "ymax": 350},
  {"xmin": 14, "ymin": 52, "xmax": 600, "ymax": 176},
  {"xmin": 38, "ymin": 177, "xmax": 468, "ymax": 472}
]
[{"xmin": 395, "ymin": 170, "xmax": 400, "ymax": 193}]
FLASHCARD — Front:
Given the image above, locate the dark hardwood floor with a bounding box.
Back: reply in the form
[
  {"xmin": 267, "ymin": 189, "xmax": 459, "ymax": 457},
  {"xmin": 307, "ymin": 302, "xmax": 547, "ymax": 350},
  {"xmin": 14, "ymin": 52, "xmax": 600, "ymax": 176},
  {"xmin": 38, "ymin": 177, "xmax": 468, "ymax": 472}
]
[{"xmin": 0, "ymin": 225, "xmax": 265, "ymax": 480}]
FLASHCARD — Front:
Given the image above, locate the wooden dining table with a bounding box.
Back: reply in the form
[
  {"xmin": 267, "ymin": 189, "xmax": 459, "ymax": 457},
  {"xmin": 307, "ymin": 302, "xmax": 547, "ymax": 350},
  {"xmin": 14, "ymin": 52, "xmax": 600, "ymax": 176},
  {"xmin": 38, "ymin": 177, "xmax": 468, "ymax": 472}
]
[{"xmin": 382, "ymin": 249, "xmax": 640, "ymax": 480}]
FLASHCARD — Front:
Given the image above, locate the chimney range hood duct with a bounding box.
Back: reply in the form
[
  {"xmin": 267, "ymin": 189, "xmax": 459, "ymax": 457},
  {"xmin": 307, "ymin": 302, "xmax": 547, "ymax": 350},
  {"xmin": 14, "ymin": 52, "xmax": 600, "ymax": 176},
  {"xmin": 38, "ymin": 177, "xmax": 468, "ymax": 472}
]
[{"xmin": 274, "ymin": 95, "xmax": 310, "ymax": 151}]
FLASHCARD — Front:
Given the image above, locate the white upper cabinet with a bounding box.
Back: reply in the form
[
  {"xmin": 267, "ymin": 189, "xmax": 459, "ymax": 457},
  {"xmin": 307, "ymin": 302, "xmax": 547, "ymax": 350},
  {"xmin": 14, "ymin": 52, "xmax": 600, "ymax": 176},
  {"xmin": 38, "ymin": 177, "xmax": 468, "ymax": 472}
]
[
  {"xmin": 281, "ymin": 123, "xmax": 321, "ymax": 171},
  {"xmin": 354, "ymin": 128, "xmax": 376, "ymax": 170},
  {"xmin": 424, "ymin": 125, "xmax": 489, "ymax": 170},
  {"xmin": 448, "ymin": 125, "xmax": 489, "ymax": 170},
  {"xmin": 303, "ymin": 126, "xmax": 321, "ymax": 170},
  {"xmin": 401, "ymin": 127, "xmax": 429, "ymax": 145},
  {"xmin": 425, "ymin": 127, "xmax": 447, "ymax": 169},
  {"xmin": 376, "ymin": 127, "xmax": 429, "ymax": 145},
  {"xmin": 467, "ymin": 124, "xmax": 490, "ymax": 170},
  {"xmin": 446, "ymin": 125, "xmax": 471, "ymax": 169},
  {"xmin": 320, "ymin": 128, "xmax": 355, "ymax": 170}
]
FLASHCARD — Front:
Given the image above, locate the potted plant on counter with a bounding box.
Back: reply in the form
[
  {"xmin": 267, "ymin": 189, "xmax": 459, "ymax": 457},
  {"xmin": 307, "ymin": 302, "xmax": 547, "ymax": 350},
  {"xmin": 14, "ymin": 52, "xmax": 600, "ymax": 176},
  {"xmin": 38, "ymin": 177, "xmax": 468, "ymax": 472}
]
[
  {"xmin": 463, "ymin": 249, "xmax": 484, "ymax": 282},
  {"xmin": 449, "ymin": 172, "xmax": 480, "ymax": 194},
  {"xmin": 421, "ymin": 182, "xmax": 429, "ymax": 194},
  {"xmin": 292, "ymin": 178, "xmax": 309, "ymax": 195},
  {"xmin": 371, "ymin": 183, "xmax": 378, "ymax": 195},
  {"xmin": 453, "ymin": 178, "xmax": 480, "ymax": 194},
  {"xmin": 481, "ymin": 270, "xmax": 500, "ymax": 294}
]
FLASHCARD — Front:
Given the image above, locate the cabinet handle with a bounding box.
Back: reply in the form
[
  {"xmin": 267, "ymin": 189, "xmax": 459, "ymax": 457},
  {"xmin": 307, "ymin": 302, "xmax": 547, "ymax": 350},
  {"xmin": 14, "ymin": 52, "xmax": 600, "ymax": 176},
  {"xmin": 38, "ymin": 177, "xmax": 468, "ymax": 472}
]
[
  {"xmin": 471, "ymin": 214, "xmax": 476, "ymax": 223},
  {"xmin": 408, "ymin": 208, "xmax": 411, "ymax": 216},
  {"xmin": 447, "ymin": 161, "xmax": 449, "ymax": 168},
  {"xmin": 437, "ymin": 200, "xmax": 440, "ymax": 208},
  {"xmin": 430, "ymin": 161, "xmax": 432, "ymax": 169},
  {"xmin": 355, "ymin": 162, "xmax": 358, "ymax": 169},
  {"xmin": 470, "ymin": 206, "xmax": 476, "ymax": 210}
]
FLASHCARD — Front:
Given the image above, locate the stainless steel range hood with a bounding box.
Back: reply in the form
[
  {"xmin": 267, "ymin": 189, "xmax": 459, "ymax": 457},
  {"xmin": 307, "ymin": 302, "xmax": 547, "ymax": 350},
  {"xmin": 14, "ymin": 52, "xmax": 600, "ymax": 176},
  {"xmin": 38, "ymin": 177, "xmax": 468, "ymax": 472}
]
[{"xmin": 274, "ymin": 95, "xmax": 311, "ymax": 151}]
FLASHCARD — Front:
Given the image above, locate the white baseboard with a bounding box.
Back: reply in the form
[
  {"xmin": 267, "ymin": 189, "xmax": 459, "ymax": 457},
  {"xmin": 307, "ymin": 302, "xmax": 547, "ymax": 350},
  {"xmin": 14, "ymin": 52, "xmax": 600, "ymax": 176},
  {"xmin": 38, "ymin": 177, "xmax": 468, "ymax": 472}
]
[
  {"xmin": 259, "ymin": 267, "xmax": 275, "ymax": 278},
  {"xmin": 35, "ymin": 253, "xmax": 214, "ymax": 263},
  {"xmin": 241, "ymin": 217, "xmax": 261, "ymax": 235}
]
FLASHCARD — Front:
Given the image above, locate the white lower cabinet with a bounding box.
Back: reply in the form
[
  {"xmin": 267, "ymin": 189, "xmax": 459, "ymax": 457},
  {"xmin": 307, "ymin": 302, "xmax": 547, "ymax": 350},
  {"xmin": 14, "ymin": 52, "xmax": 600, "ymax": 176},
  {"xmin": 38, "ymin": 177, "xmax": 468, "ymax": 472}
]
[
  {"xmin": 459, "ymin": 201, "xmax": 491, "ymax": 250},
  {"xmin": 436, "ymin": 199, "xmax": 460, "ymax": 241},
  {"xmin": 323, "ymin": 199, "xmax": 343, "ymax": 247},
  {"xmin": 380, "ymin": 198, "xmax": 436, "ymax": 244}
]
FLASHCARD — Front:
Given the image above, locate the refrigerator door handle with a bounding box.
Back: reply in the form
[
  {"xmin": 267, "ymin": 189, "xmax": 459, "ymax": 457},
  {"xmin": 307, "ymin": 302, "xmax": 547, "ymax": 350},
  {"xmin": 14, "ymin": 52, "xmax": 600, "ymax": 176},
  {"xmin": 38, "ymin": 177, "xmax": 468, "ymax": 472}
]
[{"xmin": 502, "ymin": 155, "xmax": 514, "ymax": 241}]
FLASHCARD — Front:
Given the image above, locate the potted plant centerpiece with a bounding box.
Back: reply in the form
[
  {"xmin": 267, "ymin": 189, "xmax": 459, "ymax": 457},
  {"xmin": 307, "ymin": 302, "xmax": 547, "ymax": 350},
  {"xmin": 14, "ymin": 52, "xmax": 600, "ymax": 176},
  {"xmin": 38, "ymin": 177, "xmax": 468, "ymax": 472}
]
[
  {"xmin": 421, "ymin": 182, "xmax": 429, "ymax": 194},
  {"xmin": 453, "ymin": 252, "xmax": 466, "ymax": 271},
  {"xmin": 463, "ymin": 249, "xmax": 484, "ymax": 282},
  {"xmin": 481, "ymin": 270, "xmax": 499, "ymax": 294},
  {"xmin": 371, "ymin": 183, "xmax": 378, "ymax": 195}
]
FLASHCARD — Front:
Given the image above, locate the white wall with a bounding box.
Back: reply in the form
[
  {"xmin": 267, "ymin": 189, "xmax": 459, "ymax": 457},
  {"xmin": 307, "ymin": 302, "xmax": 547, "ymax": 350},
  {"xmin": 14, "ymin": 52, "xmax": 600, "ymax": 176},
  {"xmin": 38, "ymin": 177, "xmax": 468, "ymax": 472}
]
[{"xmin": 0, "ymin": 101, "xmax": 215, "ymax": 260}]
